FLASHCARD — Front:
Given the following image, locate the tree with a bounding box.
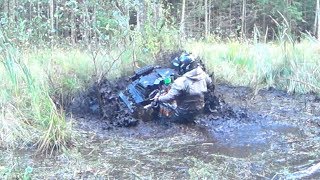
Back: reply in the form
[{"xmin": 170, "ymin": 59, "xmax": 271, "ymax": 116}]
[
  {"xmin": 316, "ymin": 0, "xmax": 320, "ymax": 39},
  {"xmin": 50, "ymin": 0, "xmax": 54, "ymax": 37},
  {"xmin": 205, "ymin": 0, "xmax": 208, "ymax": 37},
  {"xmin": 0, "ymin": 0, "xmax": 317, "ymax": 44},
  {"xmin": 241, "ymin": 0, "xmax": 246, "ymax": 40},
  {"xmin": 180, "ymin": 0, "xmax": 186, "ymax": 39}
]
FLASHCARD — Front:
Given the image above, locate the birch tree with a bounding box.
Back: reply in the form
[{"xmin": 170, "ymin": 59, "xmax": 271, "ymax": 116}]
[
  {"xmin": 180, "ymin": 0, "xmax": 186, "ymax": 39},
  {"xmin": 205, "ymin": 0, "xmax": 208, "ymax": 37},
  {"xmin": 316, "ymin": 0, "xmax": 320, "ymax": 39},
  {"xmin": 241, "ymin": 0, "xmax": 246, "ymax": 40}
]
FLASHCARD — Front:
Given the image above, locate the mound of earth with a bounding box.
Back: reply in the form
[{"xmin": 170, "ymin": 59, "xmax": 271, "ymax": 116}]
[{"xmin": 68, "ymin": 77, "xmax": 139, "ymax": 128}]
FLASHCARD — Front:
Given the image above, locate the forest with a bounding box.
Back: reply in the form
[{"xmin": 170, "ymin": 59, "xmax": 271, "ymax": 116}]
[
  {"xmin": 1, "ymin": 0, "xmax": 320, "ymax": 179},
  {"xmin": 1, "ymin": 0, "xmax": 319, "ymax": 44}
]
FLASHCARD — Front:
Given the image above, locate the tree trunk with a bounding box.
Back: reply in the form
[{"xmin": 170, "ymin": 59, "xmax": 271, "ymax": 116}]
[
  {"xmin": 180, "ymin": 0, "xmax": 186, "ymax": 39},
  {"xmin": 93, "ymin": 4, "xmax": 97, "ymax": 45},
  {"xmin": 71, "ymin": 7, "xmax": 76, "ymax": 45},
  {"xmin": 37, "ymin": 0, "xmax": 40, "ymax": 18},
  {"xmin": 3, "ymin": 0, "xmax": 8, "ymax": 17},
  {"xmin": 141, "ymin": 1, "xmax": 148, "ymax": 34},
  {"xmin": 241, "ymin": 0, "xmax": 246, "ymax": 40},
  {"xmin": 137, "ymin": 5, "xmax": 141, "ymax": 31},
  {"xmin": 154, "ymin": 2, "xmax": 160, "ymax": 27},
  {"xmin": 55, "ymin": 2, "xmax": 59, "ymax": 36},
  {"xmin": 263, "ymin": 1, "xmax": 266, "ymax": 34},
  {"xmin": 29, "ymin": 0, "xmax": 32, "ymax": 21},
  {"xmin": 208, "ymin": 0, "xmax": 211, "ymax": 35},
  {"xmin": 7, "ymin": 0, "xmax": 15, "ymax": 24},
  {"xmin": 50, "ymin": 0, "xmax": 54, "ymax": 34},
  {"xmin": 316, "ymin": 0, "xmax": 320, "ymax": 39},
  {"xmin": 229, "ymin": 0, "xmax": 232, "ymax": 33},
  {"xmin": 84, "ymin": 1, "xmax": 89, "ymax": 45},
  {"xmin": 205, "ymin": 0, "xmax": 208, "ymax": 37},
  {"xmin": 287, "ymin": 0, "xmax": 292, "ymax": 33},
  {"xmin": 49, "ymin": 0, "xmax": 55, "ymax": 47},
  {"xmin": 13, "ymin": 0, "xmax": 17, "ymax": 22}
]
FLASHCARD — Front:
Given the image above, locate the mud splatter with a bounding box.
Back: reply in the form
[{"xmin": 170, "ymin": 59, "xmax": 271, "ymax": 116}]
[{"xmin": 69, "ymin": 77, "xmax": 140, "ymax": 128}]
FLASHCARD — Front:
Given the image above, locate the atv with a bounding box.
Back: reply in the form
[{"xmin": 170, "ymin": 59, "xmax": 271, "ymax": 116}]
[
  {"xmin": 118, "ymin": 52, "xmax": 217, "ymax": 121},
  {"xmin": 118, "ymin": 64, "xmax": 177, "ymax": 120}
]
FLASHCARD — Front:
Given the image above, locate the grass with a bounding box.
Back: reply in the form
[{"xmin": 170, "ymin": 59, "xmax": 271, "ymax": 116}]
[
  {"xmin": 0, "ymin": 43, "xmax": 68, "ymax": 151},
  {"xmin": 0, "ymin": 32, "xmax": 164, "ymax": 151},
  {"xmin": 186, "ymin": 39, "xmax": 320, "ymax": 94}
]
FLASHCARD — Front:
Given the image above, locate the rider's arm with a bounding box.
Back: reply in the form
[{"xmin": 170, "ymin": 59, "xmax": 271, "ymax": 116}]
[
  {"xmin": 204, "ymin": 72, "xmax": 214, "ymax": 91},
  {"xmin": 158, "ymin": 77, "xmax": 184, "ymax": 102},
  {"xmin": 205, "ymin": 73, "xmax": 212, "ymax": 85},
  {"xmin": 158, "ymin": 88, "xmax": 180, "ymax": 102}
]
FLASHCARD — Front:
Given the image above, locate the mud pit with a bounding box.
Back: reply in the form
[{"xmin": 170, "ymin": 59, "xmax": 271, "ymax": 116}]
[
  {"xmin": 2, "ymin": 79, "xmax": 320, "ymax": 178},
  {"xmin": 54, "ymin": 81, "xmax": 320, "ymax": 179}
]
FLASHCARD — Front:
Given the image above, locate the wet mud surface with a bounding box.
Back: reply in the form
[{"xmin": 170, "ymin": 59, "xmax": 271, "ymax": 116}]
[
  {"xmin": 2, "ymin": 84, "xmax": 320, "ymax": 179},
  {"xmin": 46, "ymin": 83, "xmax": 320, "ymax": 179}
]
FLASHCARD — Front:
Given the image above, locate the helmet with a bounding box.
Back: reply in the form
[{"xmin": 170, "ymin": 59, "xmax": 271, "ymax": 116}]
[{"xmin": 172, "ymin": 52, "xmax": 195, "ymax": 75}]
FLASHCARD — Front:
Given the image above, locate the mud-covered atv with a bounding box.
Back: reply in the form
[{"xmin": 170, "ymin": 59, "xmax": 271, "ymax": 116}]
[
  {"xmin": 118, "ymin": 65, "xmax": 177, "ymax": 120},
  {"xmin": 118, "ymin": 55, "xmax": 218, "ymax": 121}
]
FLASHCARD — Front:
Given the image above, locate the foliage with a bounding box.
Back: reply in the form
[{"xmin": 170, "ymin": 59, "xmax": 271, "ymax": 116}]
[
  {"xmin": 0, "ymin": 0, "xmax": 316, "ymax": 44},
  {"xmin": 186, "ymin": 37, "xmax": 320, "ymax": 94}
]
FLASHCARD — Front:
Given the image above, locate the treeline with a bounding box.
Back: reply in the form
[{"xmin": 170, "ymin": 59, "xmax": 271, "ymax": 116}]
[{"xmin": 0, "ymin": 0, "xmax": 319, "ymax": 46}]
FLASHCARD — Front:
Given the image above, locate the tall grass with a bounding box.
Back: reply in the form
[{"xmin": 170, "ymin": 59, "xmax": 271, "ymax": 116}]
[
  {"xmin": 1, "ymin": 32, "xmax": 35, "ymax": 148},
  {"xmin": 0, "ymin": 31, "xmax": 75, "ymax": 151},
  {"xmin": 0, "ymin": 24, "xmax": 177, "ymax": 150},
  {"xmin": 186, "ymin": 39, "xmax": 320, "ymax": 94}
]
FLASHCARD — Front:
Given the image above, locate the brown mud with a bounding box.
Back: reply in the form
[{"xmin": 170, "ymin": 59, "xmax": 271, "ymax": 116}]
[
  {"xmin": 33, "ymin": 82, "xmax": 320, "ymax": 179},
  {"xmin": 68, "ymin": 77, "xmax": 141, "ymax": 127}
]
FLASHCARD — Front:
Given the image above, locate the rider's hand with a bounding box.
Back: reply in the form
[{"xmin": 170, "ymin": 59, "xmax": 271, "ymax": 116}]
[{"xmin": 154, "ymin": 94, "xmax": 160, "ymax": 102}]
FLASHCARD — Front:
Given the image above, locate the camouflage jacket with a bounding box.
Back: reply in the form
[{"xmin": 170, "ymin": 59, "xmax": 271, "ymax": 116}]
[{"xmin": 158, "ymin": 66, "xmax": 212, "ymax": 112}]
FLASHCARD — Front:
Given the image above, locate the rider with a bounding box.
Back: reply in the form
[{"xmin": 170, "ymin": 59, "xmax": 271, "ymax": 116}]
[{"xmin": 155, "ymin": 52, "xmax": 213, "ymax": 122}]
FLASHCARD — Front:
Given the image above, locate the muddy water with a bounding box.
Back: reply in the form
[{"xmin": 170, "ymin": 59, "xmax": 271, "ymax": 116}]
[
  {"xmin": 60, "ymin": 84, "xmax": 319, "ymax": 179},
  {"xmin": 2, "ymin": 84, "xmax": 320, "ymax": 179},
  {"xmin": 201, "ymin": 120, "xmax": 302, "ymax": 158}
]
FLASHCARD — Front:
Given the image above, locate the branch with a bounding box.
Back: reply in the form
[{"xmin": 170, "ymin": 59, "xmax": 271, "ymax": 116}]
[{"xmin": 97, "ymin": 42, "xmax": 133, "ymax": 84}]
